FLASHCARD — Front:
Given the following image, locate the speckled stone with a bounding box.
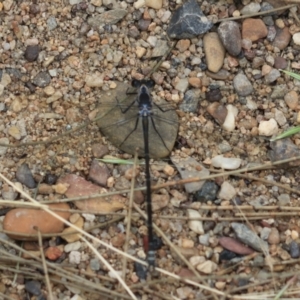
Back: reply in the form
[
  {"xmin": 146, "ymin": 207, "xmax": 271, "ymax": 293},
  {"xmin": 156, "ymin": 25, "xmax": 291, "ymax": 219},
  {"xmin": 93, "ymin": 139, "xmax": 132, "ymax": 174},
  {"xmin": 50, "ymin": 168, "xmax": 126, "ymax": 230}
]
[
  {"xmin": 218, "ymin": 21, "xmax": 242, "ymax": 56},
  {"xmin": 203, "ymin": 32, "xmax": 225, "ymax": 72}
]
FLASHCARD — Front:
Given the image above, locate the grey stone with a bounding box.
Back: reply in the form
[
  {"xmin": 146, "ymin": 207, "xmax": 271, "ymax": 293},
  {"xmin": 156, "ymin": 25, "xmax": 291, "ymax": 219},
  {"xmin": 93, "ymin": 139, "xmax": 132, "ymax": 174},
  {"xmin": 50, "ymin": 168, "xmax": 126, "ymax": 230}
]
[
  {"xmin": 179, "ymin": 89, "xmax": 201, "ymax": 113},
  {"xmin": 167, "ymin": 0, "xmax": 213, "ymax": 39},
  {"xmin": 32, "ymin": 71, "xmax": 51, "ymax": 87},
  {"xmin": 290, "ymin": 241, "xmax": 300, "ymax": 258},
  {"xmin": 231, "ymin": 222, "xmax": 268, "ymax": 252},
  {"xmin": 218, "ymin": 21, "xmax": 242, "ymax": 56},
  {"xmin": 16, "ymin": 163, "xmax": 37, "ymax": 188},
  {"xmin": 233, "ymin": 73, "xmax": 253, "ymax": 96},
  {"xmin": 171, "ymin": 156, "xmax": 210, "ymax": 193},
  {"xmin": 47, "ymin": 16, "xmax": 58, "ymax": 30}
]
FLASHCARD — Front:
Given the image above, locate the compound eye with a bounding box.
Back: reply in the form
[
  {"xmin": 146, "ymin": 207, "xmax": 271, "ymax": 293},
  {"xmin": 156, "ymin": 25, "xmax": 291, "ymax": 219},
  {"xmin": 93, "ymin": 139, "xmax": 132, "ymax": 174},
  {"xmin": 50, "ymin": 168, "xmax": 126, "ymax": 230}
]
[{"xmin": 132, "ymin": 79, "xmax": 141, "ymax": 88}]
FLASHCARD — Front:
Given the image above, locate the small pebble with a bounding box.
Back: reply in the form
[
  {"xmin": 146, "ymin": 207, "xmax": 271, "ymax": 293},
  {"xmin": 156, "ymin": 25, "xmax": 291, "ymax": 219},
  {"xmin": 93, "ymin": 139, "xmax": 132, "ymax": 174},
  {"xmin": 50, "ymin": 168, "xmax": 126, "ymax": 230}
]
[
  {"xmin": 196, "ymin": 260, "xmax": 218, "ymax": 274},
  {"xmin": 8, "ymin": 126, "xmax": 21, "ymax": 140},
  {"xmin": 211, "ymin": 155, "xmax": 242, "ymax": 170},
  {"xmin": 64, "ymin": 241, "xmax": 81, "ymax": 253},
  {"xmin": 273, "ymin": 27, "xmax": 291, "ymax": 50},
  {"xmin": 47, "ymin": 16, "xmax": 58, "ymax": 30},
  {"xmin": 258, "ymin": 118, "xmax": 278, "ymax": 136},
  {"xmin": 207, "ymin": 102, "xmax": 228, "ymax": 125},
  {"xmin": 145, "ymin": 0, "xmax": 162, "ymax": 9},
  {"xmin": 32, "ymin": 71, "xmax": 51, "ymax": 87},
  {"xmin": 199, "ymin": 234, "xmax": 210, "ymax": 246},
  {"xmin": 240, "ymin": 3, "xmax": 261, "ymax": 15},
  {"xmin": 175, "ymin": 78, "xmax": 189, "ymax": 93},
  {"xmin": 267, "ymin": 227, "xmax": 280, "ymax": 244},
  {"xmin": 0, "ymin": 137, "xmax": 9, "ymax": 155},
  {"xmin": 24, "ymin": 45, "xmax": 39, "ymax": 62},
  {"xmin": 187, "ymin": 209, "xmax": 204, "ymax": 234},
  {"xmin": 193, "ymin": 181, "xmax": 219, "ymax": 202},
  {"xmin": 289, "ymin": 241, "xmax": 300, "ymax": 258},
  {"xmin": 233, "ymin": 73, "xmax": 253, "ymax": 96},
  {"xmin": 25, "ymin": 281, "xmax": 41, "ymax": 296},
  {"xmin": 231, "ymin": 222, "xmax": 268, "ymax": 252},
  {"xmin": 284, "ymin": 91, "xmax": 298, "ymax": 110},
  {"xmin": 90, "ymin": 258, "xmax": 101, "ymax": 271},
  {"xmin": 205, "ymin": 88, "xmax": 222, "ymax": 102},
  {"xmin": 171, "ymin": 156, "xmax": 210, "ymax": 193},
  {"xmin": 61, "ymin": 216, "xmax": 84, "ymax": 243},
  {"xmin": 45, "ymin": 246, "xmax": 63, "ymax": 260},
  {"xmin": 293, "ymin": 32, "xmax": 300, "ymax": 45},
  {"xmin": 218, "ymin": 21, "xmax": 241, "ymax": 56},
  {"xmin": 92, "ymin": 144, "xmax": 109, "ymax": 158},
  {"xmin": 89, "ymin": 159, "xmax": 110, "ymax": 186},
  {"xmin": 222, "ymin": 104, "xmax": 238, "ymax": 131},
  {"xmin": 69, "ymin": 251, "xmax": 81, "ymax": 264},
  {"xmin": 264, "ymin": 68, "xmax": 280, "ymax": 83},
  {"xmin": 203, "ymin": 32, "xmax": 225, "ymax": 73},
  {"xmin": 218, "ymin": 181, "xmax": 236, "ymax": 201},
  {"xmin": 176, "ymin": 287, "xmax": 193, "ymax": 299},
  {"xmin": 219, "ymin": 237, "xmax": 254, "ymax": 255},
  {"xmin": 274, "ymin": 56, "xmax": 287, "ymax": 69},
  {"xmin": 277, "ymin": 193, "xmax": 290, "ymax": 206},
  {"xmin": 242, "ymin": 18, "xmax": 268, "ymax": 42},
  {"xmin": 16, "ymin": 163, "xmax": 37, "ymax": 188},
  {"xmin": 176, "ymin": 39, "xmax": 190, "ymax": 52},
  {"xmin": 260, "ymin": 227, "xmax": 271, "ymax": 240}
]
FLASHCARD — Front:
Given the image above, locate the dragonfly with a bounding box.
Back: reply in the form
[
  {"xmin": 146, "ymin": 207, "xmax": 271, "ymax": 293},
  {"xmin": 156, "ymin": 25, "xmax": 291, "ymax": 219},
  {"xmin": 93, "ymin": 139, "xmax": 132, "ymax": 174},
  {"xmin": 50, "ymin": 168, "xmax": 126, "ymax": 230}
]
[{"xmin": 98, "ymin": 79, "xmax": 179, "ymax": 268}]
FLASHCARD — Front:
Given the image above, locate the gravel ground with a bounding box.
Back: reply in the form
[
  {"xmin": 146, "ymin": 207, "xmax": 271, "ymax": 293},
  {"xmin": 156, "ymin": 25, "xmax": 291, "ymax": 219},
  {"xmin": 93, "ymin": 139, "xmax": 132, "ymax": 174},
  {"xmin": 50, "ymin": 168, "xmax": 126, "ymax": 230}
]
[{"xmin": 2, "ymin": 0, "xmax": 300, "ymax": 299}]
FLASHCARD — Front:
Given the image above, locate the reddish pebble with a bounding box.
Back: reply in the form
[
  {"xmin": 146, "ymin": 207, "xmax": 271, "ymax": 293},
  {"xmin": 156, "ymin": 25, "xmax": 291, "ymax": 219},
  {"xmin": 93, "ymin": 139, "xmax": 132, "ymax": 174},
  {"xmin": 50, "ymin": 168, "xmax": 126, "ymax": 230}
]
[
  {"xmin": 3, "ymin": 203, "xmax": 71, "ymax": 240},
  {"xmin": 45, "ymin": 246, "xmax": 63, "ymax": 260},
  {"xmin": 242, "ymin": 18, "xmax": 268, "ymax": 42},
  {"xmin": 111, "ymin": 233, "xmax": 125, "ymax": 247},
  {"xmin": 219, "ymin": 237, "xmax": 254, "ymax": 255},
  {"xmin": 176, "ymin": 268, "xmax": 195, "ymax": 278}
]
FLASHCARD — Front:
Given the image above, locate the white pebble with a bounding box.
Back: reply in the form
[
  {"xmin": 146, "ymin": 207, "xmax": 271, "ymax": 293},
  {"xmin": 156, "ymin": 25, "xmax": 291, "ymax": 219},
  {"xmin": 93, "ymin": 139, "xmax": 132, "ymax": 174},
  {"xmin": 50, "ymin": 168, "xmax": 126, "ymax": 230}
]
[
  {"xmin": 64, "ymin": 241, "xmax": 81, "ymax": 252},
  {"xmin": 187, "ymin": 209, "xmax": 204, "ymax": 234},
  {"xmin": 189, "ymin": 255, "xmax": 205, "ymax": 267},
  {"xmin": 258, "ymin": 118, "xmax": 279, "ymax": 136},
  {"xmin": 222, "ymin": 105, "xmax": 238, "ymax": 131},
  {"xmin": 196, "ymin": 260, "xmax": 218, "ymax": 274},
  {"xmin": 2, "ymin": 42, "xmax": 10, "ymax": 50},
  {"xmin": 211, "ymin": 155, "xmax": 242, "ymax": 170},
  {"xmin": 69, "ymin": 251, "xmax": 81, "ymax": 264},
  {"xmin": 218, "ymin": 181, "xmax": 236, "ymax": 200},
  {"xmin": 293, "ymin": 32, "xmax": 300, "ymax": 46},
  {"xmin": 82, "ymin": 213, "xmax": 96, "ymax": 222},
  {"xmin": 133, "ymin": 0, "xmax": 145, "ymax": 9}
]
